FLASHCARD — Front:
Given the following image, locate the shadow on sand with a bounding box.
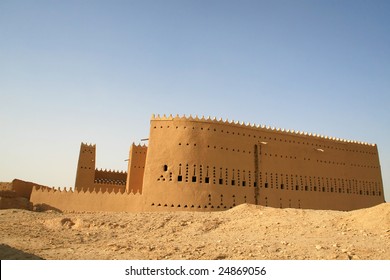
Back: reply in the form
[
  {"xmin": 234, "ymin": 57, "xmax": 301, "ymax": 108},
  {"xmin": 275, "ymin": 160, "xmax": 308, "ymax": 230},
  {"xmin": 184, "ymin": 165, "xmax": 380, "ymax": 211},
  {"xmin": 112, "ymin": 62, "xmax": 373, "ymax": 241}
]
[{"xmin": 0, "ymin": 244, "xmax": 44, "ymax": 260}]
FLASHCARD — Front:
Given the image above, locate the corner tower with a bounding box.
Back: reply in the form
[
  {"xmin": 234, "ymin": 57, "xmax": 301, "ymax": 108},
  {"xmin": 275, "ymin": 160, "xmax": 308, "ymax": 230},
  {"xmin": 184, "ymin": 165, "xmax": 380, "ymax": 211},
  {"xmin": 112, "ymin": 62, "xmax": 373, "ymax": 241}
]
[{"xmin": 75, "ymin": 143, "xmax": 96, "ymax": 191}]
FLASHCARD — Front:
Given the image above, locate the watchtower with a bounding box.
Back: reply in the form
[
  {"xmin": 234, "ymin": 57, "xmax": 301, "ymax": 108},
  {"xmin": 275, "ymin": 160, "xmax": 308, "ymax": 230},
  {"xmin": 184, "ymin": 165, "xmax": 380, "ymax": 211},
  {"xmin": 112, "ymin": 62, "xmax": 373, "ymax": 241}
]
[{"xmin": 74, "ymin": 143, "xmax": 96, "ymax": 191}]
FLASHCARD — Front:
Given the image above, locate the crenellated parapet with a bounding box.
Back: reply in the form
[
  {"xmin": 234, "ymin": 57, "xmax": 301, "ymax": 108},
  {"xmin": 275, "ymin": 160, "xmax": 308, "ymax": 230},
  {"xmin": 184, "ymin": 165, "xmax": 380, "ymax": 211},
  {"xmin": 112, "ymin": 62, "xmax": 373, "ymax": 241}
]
[
  {"xmin": 95, "ymin": 168, "xmax": 127, "ymax": 174},
  {"xmin": 94, "ymin": 168, "xmax": 127, "ymax": 184},
  {"xmin": 132, "ymin": 143, "xmax": 148, "ymax": 148},
  {"xmin": 151, "ymin": 114, "xmax": 376, "ymax": 146},
  {"xmin": 81, "ymin": 142, "xmax": 96, "ymax": 148},
  {"xmin": 30, "ymin": 185, "xmax": 143, "ymax": 212},
  {"xmin": 32, "ymin": 185, "xmax": 141, "ymax": 195}
]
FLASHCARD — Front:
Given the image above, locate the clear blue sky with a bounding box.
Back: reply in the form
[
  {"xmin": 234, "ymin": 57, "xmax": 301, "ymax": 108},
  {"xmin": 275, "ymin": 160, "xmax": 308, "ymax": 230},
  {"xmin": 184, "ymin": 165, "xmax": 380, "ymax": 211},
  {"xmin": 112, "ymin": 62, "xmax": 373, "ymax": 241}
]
[{"xmin": 1, "ymin": 0, "xmax": 389, "ymax": 202}]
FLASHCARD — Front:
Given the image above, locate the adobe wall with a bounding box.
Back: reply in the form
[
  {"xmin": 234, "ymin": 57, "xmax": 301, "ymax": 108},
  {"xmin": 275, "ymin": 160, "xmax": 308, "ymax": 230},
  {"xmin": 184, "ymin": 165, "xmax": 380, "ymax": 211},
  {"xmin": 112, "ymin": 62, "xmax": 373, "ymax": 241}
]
[
  {"xmin": 93, "ymin": 169, "xmax": 126, "ymax": 193},
  {"xmin": 0, "ymin": 179, "xmax": 48, "ymax": 210},
  {"xmin": 126, "ymin": 144, "xmax": 147, "ymax": 193},
  {"xmin": 30, "ymin": 186, "xmax": 144, "ymax": 212},
  {"xmin": 95, "ymin": 169, "xmax": 127, "ymax": 182},
  {"xmin": 141, "ymin": 115, "xmax": 384, "ymax": 211},
  {"xmin": 11, "ymin": 179, "xmax": 49, "ymax": 199}
]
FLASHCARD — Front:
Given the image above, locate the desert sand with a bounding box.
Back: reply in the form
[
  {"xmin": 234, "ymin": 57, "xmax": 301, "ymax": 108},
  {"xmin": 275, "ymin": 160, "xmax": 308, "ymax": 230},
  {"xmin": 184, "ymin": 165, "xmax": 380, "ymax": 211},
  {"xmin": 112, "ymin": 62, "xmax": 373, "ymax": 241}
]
[{"xmin": 0, "ymin": 203, "xmax": 389, "ymax": 260}]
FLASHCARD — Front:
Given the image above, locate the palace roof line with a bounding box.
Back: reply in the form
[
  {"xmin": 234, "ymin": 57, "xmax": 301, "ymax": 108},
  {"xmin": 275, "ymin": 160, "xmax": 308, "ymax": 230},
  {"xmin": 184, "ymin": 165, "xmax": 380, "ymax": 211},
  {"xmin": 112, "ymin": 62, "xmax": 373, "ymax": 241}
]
[{"xmin": 151, "ymin": 114, "xmax": 376, "ymax": 147}]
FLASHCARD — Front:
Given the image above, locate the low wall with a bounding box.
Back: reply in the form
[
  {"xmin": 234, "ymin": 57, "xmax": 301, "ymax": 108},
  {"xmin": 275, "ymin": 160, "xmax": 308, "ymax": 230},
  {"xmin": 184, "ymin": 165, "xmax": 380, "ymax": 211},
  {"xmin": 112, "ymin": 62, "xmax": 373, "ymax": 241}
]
[{"xmin": 30, "ymin": 186, "xmax": 144, "ymax": 212}]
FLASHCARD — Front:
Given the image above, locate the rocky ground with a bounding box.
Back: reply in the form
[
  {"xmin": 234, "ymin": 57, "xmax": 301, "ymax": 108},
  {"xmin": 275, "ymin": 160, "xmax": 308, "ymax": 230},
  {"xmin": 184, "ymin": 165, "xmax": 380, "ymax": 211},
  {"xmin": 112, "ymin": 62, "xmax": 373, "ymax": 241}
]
[{"xmin": 0, "ymin": 203, "xmax": 389, "ymax": 260}]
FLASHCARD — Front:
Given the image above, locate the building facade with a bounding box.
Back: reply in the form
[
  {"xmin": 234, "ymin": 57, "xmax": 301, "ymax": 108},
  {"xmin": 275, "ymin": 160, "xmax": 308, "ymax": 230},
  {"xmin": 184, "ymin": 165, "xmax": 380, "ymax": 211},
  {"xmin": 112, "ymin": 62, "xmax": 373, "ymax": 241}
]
[{"xmin": 30, "ymin": 114, "xmax": 385, "ymax": 212}]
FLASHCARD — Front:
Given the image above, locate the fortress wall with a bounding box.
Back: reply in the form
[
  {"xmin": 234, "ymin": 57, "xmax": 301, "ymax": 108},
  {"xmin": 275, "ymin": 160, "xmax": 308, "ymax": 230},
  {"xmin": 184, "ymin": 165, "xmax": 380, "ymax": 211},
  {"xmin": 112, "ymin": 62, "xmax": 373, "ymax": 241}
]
[
  {"xmin": 144, "ymin": 183, "xmax": 256, "ymax": 211},
  {"xmin": 94, "ymin": 169, "xmax": 127, "ymax": 182},
  {"xmin": 141, "ymin": 115, "xmax": 384, "ymax": 211},
  {"xmin": 91, "ymin": 184, "xmax": 126, "ymax": 193},
  {"xmin": 30, "ymin": 186, "xmax": 144, "ymax": 212},
  {"xmin": 144, "ymin": 183, "xmax": 381, "ymax": 211},
  {"xmin": 93, "ymin": 169, "xmax": 127, "ymax": 192},
  {"xmin": 258, "ymin": 187, "xmax": 382, "ymax": 211},
  {"xmin": 126, "ymin": 144, "xmax": 147, "ymax": 193},
  {"xmin": 11, "ymin": 179, "xmax": 49, "ymax": 199}
]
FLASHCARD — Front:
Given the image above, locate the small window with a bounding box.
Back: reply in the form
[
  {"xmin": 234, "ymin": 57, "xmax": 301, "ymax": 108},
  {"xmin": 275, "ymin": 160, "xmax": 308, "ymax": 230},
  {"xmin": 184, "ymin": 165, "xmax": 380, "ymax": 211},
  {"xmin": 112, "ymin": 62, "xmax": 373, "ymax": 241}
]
[
  {"xmin": 296, "ymin": 185, "xmax": 299, "ymax": 191},
  {"xmin": 205, "ymin": 177, "xmax": 210, "ymax": 183},
  {"xmin": 254, "ymin": 182, "xmax": 257, "ymax": 187},
  {"xmin": 231, "ymin": 180, "xmax": 235, "ymax": 186},
  {"xmin": 280, "ymin": 184, "xmax": 284, "ymax": 190},
  {"xmin": 305, "ymin": 186, "xmax": 308, "ymax": 191},
  {"xmin": 219, "ymin": 178, "xmax": 223, "ymax": 185},
  {"xmin": 192, "ymin": 176, "xmax": 197, "ymax": 182},
  {"xmin": 163, "ymin": 165, "xmax": 168, "ymax": 171},
  {"xmin": 265, "ymin": 182, "xmax": 268, "ymax": 188},
  {"xmin": 242, "ymin": 181, "xmax": 246, "ymax": 187},
  {"xmin": 178, "ymin": 175, "xmax": 182, "ymax": 182}
]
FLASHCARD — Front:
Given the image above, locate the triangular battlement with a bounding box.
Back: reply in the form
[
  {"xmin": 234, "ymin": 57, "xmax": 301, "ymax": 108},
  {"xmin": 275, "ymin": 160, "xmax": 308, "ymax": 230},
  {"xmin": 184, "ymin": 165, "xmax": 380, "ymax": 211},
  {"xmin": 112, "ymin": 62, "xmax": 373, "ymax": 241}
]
[
  {"xmin": 95, "ymin": 168, "xmax": 127, "ymax": 174},
  {"xmin": 80, "ymin": 142, "xmax": 96, "ymax": 148},
  {"xmin": 131, "ymin": 143, "xmax": 148, "ymax": 148},
  {"xmin": 151, "ymin": 113, "xmax": 376, "ymax": 146}
]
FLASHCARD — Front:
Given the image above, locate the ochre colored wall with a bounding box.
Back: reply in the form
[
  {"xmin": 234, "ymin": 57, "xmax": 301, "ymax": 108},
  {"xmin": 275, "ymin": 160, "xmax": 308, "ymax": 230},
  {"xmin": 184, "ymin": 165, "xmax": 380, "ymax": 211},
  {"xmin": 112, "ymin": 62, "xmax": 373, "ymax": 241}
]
[
  {"xmin": 1, "ymin": 179, "xmax": 48, "ymax": 210},
  {"xmin": 95, "ymin": 169, "xmax": 127, "ymax": 182},
  {"xmin": 126, "ymin": 144, "xmax": 147, "ymax": 193},
  {"xmin": 94, "ymin": 169, "xmax": 127, "ymax": 193},
  {"xmin": 30, "ymin": 186, "xmax": 143, "ymax": 212},
  {"xmin": 141, "ymin": 115, "xmax": 384, "ymax": 211},
  {"xmin": 11, "ymin": 179, "xmax": 49, "ymax": 199}
]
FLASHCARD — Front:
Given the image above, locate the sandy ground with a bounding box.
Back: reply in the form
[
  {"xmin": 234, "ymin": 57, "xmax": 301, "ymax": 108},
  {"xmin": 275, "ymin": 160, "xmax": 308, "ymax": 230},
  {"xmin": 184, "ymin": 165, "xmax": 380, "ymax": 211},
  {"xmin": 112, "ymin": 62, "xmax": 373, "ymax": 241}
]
[{"xmin": 0, "ymin": 203, "xmax": 389, "ymax": 260}]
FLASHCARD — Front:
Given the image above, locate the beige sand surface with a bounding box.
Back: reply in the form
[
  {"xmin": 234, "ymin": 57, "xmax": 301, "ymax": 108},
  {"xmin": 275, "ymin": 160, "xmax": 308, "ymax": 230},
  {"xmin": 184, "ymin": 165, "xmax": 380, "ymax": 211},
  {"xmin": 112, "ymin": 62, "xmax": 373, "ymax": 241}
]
[{"xmin": 0, "ymin": 203, "xmax": 389, "ymax": 260}]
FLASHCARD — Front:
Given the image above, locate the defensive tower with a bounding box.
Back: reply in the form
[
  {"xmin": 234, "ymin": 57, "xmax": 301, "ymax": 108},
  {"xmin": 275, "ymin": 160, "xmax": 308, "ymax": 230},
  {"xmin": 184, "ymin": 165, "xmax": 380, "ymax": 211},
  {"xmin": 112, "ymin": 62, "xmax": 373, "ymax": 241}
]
[
  {"xmin": 126, "ymin": 143, "xmax": 147, "ymax": 194},
  {"xmin": 75, "ymin": 143, "xmax": 96, "ymax": 191}
]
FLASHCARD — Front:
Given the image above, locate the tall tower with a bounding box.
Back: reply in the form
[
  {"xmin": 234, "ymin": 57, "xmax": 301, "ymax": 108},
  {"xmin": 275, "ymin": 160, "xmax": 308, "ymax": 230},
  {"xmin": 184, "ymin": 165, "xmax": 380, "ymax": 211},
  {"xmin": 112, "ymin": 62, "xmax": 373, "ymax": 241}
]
[
  {"xmin": 126, "ymin": 143, "xmax": 147, "ymax": 193},
  {"xmin": 74, "ymin": 143, "xmax": 96, "ymax": 191}
]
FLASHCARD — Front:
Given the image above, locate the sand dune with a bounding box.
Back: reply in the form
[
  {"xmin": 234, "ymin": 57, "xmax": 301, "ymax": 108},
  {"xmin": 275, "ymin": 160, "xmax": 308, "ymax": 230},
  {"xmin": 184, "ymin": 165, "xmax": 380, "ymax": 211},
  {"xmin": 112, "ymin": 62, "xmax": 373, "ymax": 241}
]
[{"xmin": 0, "ymin": 203, "xmax": 389, "ymax": 260}]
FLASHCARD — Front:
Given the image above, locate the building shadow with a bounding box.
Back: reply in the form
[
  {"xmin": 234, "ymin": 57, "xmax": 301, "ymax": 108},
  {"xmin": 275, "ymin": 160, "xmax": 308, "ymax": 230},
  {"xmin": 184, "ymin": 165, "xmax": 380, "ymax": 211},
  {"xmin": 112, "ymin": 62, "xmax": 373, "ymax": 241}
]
[{"xmin": 0, "ymin": 244, "xmax": 44, "ymax": 260}]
